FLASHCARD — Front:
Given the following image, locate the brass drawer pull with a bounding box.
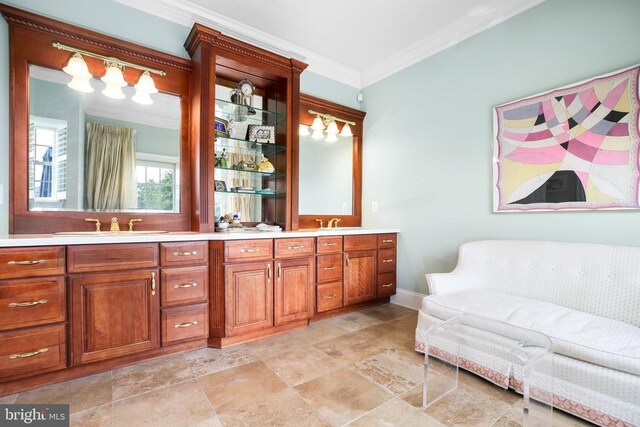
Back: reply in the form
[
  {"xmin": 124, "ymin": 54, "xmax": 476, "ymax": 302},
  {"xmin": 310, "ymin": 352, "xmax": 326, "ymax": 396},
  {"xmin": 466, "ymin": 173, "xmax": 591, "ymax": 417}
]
[
  {"xmin": 174, "ymin": 283, "xmax": 198, "ymax": 289},
  {"xmin": 324, "ymin": 267, "xmax": 337, "ymax": 271},
  {"xmin": 173, "ymin": 251, "xmax": 197, "ymax": 256},
  {"xmin": 287, "ymin": 246, "xmax": 304, "ymax": 250},
  {"xmin": 240, "ymin": 248, "xmax": 259, "ymax": 253},
  {"xmin": 382, "ymin": 239, "xmax": 394, "ymax": 243},
  {"xmin": 382, "ymin": 283, "xmax": 394, "ymax": 288},
  {"xmin": 175, "ymin": 321, "xmax": 198, "ymax": 328},
  {"xmin": 323, "ymin": 294, "xmax": 337, "ymax": 300},
  {"xmin": 7, "ymin": 260, "xmax": 47, "ymax": 266},
  {"xmin": 323, "ymin": 243, "xmax": 337, "ymax": 247},
  {"xmin": 9, "ymin": 299, "xmax": 48, "ymax": 308},
  {"xmin": 151, "ymin": 272, "xmax": 156, "ymax": 296},
  {"xmin": 382, "ymin": 259, "xmax": 394, "ymax": 263},
  {"xmin": 10, "ymin": 348, "xmax": 49, "ymax": 359}
]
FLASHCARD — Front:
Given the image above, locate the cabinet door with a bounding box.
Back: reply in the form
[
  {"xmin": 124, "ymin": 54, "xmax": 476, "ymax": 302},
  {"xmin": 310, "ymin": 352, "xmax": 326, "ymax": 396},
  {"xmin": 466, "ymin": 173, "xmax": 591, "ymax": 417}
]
[
  {"xmin": 274, "ymin": 258, "xmax": 313, "ymax": 325},
  {"xmin": 71, "ymin": 270, "xmax": 160, "ymax": 365},
  {"xmin": 225, "ymin": 262, "xmax": 273, "ymax": 336},
  {"xmin": 344, "ymin": 250, "xmax": 377, "ymax": 306}
]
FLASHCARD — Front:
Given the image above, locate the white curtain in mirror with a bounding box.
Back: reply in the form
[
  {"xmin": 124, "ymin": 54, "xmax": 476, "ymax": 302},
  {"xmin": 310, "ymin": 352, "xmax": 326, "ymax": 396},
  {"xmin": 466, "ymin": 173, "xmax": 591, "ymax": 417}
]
[{"xmin": 85, "ymin": 122, "xmax": 137, "ymax": 210}]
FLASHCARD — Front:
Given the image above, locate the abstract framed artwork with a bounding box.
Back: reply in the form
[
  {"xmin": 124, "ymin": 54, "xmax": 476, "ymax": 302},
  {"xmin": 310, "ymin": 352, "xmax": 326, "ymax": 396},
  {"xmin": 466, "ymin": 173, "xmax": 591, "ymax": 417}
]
[{"xmin": 493, "ymin": 65, "xmax": 640, "ymax": 212}]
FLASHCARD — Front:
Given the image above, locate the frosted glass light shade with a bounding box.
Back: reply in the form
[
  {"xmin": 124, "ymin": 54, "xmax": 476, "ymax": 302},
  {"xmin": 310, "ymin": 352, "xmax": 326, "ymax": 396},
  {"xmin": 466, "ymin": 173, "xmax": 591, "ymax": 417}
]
[
  {"xmin": 311, "ymin": 116, "xmax": 325, "ymax": 131},
  {"xmin": 132, "ymin": 91, "xmax": 153, "ymax": 105},
  {"xmin": 325, "ymin": 133, "xmax": 338, "ymax": 143},
  {"xmin": 135, "ymin": 71, "xmax": 158, "ymax": 94},
  {"xmin": 101, "ymin": 64, "xmax": 127, "ymax": 87},
  {"xmin": 299, "ymin": 124, "xmax": 310, "ymax": 136},
  {"xmin": 340, "ymin": 123, "xmax": 353, "ymax": 137},
  {"xmin": 326, "ymin": 120, "xmax": 339, "ymax": 135},
  {"xmin": 102, "ymin": 84, "xmax": 125, "ymax": 99},
  {"xmin": 67, "ymin": 76, "xmax": 94, "ymax": 93},
  {"xmin": 63, "ymin": 53, "xmax": 91, "ymax": 78},
  {"xmin": 311, "ymin": 129, "xmax": 324, "ymax": 140}
]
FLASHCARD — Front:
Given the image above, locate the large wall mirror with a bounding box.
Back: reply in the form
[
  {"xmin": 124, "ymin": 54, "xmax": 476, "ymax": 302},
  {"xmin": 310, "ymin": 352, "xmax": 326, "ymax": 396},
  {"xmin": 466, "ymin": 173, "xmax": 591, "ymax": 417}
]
[
  {"xmin": 2, "ymin": 5, "xmax": 192, "ymax": 233},
  {"xmin": 296, "ymin": 94, "xmax": 365, "ymax": 229}
]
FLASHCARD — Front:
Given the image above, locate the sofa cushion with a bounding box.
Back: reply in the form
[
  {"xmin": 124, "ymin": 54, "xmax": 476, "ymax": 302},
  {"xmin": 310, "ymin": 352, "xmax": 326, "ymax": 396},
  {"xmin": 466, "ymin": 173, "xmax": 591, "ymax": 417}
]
[{"xmin": 422, "ymin": 290, "xmax": 640, "ymax": 376}]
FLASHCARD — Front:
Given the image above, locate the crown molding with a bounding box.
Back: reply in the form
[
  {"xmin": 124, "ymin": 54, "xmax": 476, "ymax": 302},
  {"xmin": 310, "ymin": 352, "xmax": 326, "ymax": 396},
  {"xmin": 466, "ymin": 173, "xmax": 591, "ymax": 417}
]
[
  {"xmin": 360, "ymin": 0, "xmax": 545, "ymax": 87},
  {"xmin": 114, "ymin": 0, "xmax": 362, "ymax": 88}
]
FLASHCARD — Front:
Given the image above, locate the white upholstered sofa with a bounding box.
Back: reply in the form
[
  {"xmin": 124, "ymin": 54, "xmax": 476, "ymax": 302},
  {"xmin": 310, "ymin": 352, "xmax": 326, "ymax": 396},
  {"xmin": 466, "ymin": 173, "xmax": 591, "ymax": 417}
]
[{"xmin": 415, "ymin": 240, "xmax": 640, "ymax": 427}]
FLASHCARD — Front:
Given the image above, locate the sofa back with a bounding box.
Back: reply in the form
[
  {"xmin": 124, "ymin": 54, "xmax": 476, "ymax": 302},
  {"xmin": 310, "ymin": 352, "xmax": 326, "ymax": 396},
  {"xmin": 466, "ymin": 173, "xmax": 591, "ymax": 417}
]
[{"xmin": 450, "ymin": 240, "xmax": 640, "ymax": 327}]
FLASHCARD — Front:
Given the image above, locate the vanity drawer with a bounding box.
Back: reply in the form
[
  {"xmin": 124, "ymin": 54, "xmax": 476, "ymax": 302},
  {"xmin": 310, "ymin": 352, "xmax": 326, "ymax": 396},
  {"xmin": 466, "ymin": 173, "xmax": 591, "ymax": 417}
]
[
  {"xmin": 0, "ymin": 276, "xmax": 66, "ymax": 331},
  {"xmin": 377, "ymin": 234, "xmax": 397, "ymax": 249},
  {"xmin": 316, "ymin": 236, "xmax": 343, "ymax": 254},
  {"xmin": 316, "ymin": 254, "xmax": 343, "ymax": 284},
  {"xmin": 162, "ymin": 303, "xmax": 208, "ymax": 344},
  {"xmin": 0, "ymin": 246, "xmax": 65, "ymax": 280},
  {"xmin": 377, "ymin": 272, "xmax": 396, "ymax": 297},
  {"xmin": 160, "ymin": 241, "xmax": 208, "ymax": 267},
  {"xmin": 161, "ymin": 266, "xmax": 208, "ymax": 307},
  {"xmin": 316, "ymin": 282, "xmax": 343, "ymax": 313},
  {"xmin": 0, "ymin": 324, "xmax": 67, "ymax": 381},
  {"xmin": 67, "ymin": 243, "xmax": 158, "ymax": 273},
  {"xmin": 274, "ymin": 238, "xmax": 315, "ymax": 259},
  {"xmin": 344, "ymin": 235, "xmax": 377, "ymax": 251},
  {"xmin": 378, "ymin": 249, "xmax": 397, "ymax": 273},
  {"xmin": 225, "ymin": 239, "xmax": 273, "ymax": 263}
]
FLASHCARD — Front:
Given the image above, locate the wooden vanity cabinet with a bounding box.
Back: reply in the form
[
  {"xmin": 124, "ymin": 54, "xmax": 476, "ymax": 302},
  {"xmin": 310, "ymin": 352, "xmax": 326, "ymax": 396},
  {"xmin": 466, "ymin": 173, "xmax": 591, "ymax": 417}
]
[
  {"xmin": 224, "ymin": 261, "xmax": 274, "ymax": 336},
  {"xmin": 274, "ymin": 256, "xmax": 313, "ymax": 325},
  {"xmin": 344, "ymin": 250, "xmax": 377, "ymax": 306}
]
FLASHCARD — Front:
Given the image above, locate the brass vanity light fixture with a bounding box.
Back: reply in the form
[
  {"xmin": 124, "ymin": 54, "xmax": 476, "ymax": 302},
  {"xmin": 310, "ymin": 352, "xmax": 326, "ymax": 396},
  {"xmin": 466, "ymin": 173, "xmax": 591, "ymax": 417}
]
[
  {"xmin": 307, "ymin": 110, "xmax": 355, "ymax": 142},
  {"xmin": 54, "ymin": 42, "xmax": 164, "ymax": 104}
]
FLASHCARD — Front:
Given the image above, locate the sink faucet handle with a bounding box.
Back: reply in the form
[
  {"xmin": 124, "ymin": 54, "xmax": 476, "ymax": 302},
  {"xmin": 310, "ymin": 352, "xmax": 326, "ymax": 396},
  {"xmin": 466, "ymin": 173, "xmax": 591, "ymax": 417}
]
[
  {"xmin": 85, "ymin": 218, "xmax": 101, "ymax": 232},
  {"xmin": 314, "ymin": 219, "xmax": 324, "ymax": 229},
  {"xmin": 128, "ymin": 218, "xmax": 143, "ymax": 232},
  {"xmin": 110, "ymin": 217, "xmax": 120, "ymax": 233},
  {"xmin": 328, "ymin": 218, "xmax": 341, "ymax": 228}
]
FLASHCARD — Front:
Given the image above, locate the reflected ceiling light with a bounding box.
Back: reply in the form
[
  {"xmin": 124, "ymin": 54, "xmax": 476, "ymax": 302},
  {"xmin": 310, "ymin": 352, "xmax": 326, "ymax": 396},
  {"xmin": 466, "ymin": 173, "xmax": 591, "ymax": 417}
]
[
  {"xmin": 325, "ymin": 133, "xmax": 338, "ymax": 143},
  {"xmin": 325, "ymin": 120, "xmax": 339, "ymax": 135},
  {"xmin": 340, "ymin": 123, "xmax": 353, "ymax": 137},
  {"xmin": 311, "ymin": 115, "xmax": 325, "ymax": 131},
  {"xmin": 311, "ymin": 129, "xmax": 325, "ymax": 140},
  {"xmin": 53, "ymin": 42, "xmax": 165, "ymax": 104},
  {"xmin": 299, "ymin": 124, "xmax": 310, "ymax": 136}
]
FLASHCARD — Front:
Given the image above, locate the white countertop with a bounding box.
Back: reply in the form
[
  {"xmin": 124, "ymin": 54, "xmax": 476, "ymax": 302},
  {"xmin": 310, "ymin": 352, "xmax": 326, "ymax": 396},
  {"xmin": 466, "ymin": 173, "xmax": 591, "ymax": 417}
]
[{"xmin": 0, "ymin": 228, "xmax": 400, "ymax": 247}]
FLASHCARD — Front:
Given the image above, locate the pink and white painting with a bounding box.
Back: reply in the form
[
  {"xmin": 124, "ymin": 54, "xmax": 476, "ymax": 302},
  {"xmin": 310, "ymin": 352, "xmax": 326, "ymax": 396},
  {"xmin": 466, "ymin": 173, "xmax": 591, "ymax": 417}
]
[{"xmin": 493, "ymin": 65, "xmax": 640, "ymax": 212}]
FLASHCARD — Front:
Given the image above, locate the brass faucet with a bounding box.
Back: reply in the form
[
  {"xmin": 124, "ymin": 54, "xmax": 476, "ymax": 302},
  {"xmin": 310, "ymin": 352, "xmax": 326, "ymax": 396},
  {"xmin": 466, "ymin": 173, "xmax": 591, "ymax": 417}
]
[
  {"xmin": 314, "ymin": 219, "xmax": 324, "ymax": 229},
  {"xmin": 85, "ymin": 218, "xmax": 101, "ymax": 232},
  {"xmin": 110, "ymin": 217, "xmax": 120, "ymax": 233},
  {"xmin": 327, "ymin": 218, "xmax": 342, "ymax": 228},
  {"xmin": 128, "ymin": 218, "xmax": 142, "ymax": 231}
]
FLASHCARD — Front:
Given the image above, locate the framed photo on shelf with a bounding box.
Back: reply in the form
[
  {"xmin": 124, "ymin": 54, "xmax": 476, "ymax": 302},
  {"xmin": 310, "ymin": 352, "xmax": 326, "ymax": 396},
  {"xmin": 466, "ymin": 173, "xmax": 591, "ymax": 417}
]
[
  {"xmin": 214, "ymin": 117, "xmax": 229, "ymax": 137},
  {"xmin": 214, "ymin": 180, "xmax": 227, "ymax": 192},
  {"xmin": 246, "ymin": 125, "xmax": 275, "ymax": 144}
]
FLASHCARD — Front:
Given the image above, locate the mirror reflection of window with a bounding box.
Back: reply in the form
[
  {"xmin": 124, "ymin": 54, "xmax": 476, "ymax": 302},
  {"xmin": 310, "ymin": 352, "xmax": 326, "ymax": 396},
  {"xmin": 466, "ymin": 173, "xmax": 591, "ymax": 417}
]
[{"xmin": 29, "ymin": 116, "xmax": 68, "ymax": 210}]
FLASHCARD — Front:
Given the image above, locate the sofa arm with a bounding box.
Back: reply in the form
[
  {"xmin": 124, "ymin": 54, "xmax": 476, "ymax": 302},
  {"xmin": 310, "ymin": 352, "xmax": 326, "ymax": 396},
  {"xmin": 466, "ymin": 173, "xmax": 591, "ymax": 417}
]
[{"xmin": 426, "ymin": 272, "xmax": 478, "ymax": 296}]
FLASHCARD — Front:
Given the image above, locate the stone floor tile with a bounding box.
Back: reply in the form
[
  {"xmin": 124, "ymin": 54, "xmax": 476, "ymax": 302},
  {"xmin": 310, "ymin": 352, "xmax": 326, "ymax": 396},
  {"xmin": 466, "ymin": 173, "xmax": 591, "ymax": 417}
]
[
  {"xmin": 326, "ymin": 311, "xmax": 383, "ymax": 332},
  {"xmin": 457, "ymin": 369, "xmax": 520, "ymax": 406},
  {"xmin": 15, "ymin": 371, "xmax": 112, "ymax": 414},
  {"xmin": 263, "ymin": 345, "xmax": 345, "ymax": 387},
  {"xmin": 348, "ymin": 397, "xmax": 443, "ymax": 426},
  {"xmin": 352, "ymin": 349, "xmax": 423, "ymax": 395},
  {"xmin": 287, "ymin": 318, "xmax": 349, "ymax": 345},
  {"xmin": 219, "ymin": 388, "xmax": 330, "ymax": 427},
  {"xmin": 360, "ymin": 304, "xmax": 417, "ymax": 322},
  {"xmin": 244, "ymin": 331, "xmax": 309, "ymax": 359},
  {"xmin": 112, "ymin": 354, "xmax": 194, "ymax": 400},
  {"xmin": 112, "ymin": 380, "xmax": 218, "ymax": 426},
  {"xmin": 314, "ymin": 327, "xmax": 394, "ymax": 364},
  {"xmin": 184, "ymin": 345, "xmax": 257, "ymax": 377},
  {"xmin": 0, "ymin": 394, "xmax": 18, "ymax": 404},
  {"xmin": 295, "ymin": 367, "xmax": 394, "ymax": 426},
  {"xmin": 197, "ymin": 361, "xmax": 287, "ymax": 414},
  {"xmin": 70, "ymin": 403, "xmax": 112, "ymax": 427}
]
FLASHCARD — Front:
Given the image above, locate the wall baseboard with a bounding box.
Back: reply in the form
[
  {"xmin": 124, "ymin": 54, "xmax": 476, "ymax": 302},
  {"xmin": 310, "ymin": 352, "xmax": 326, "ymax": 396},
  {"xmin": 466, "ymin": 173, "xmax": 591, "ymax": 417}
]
[{"xmin": 390, "ymin": 289, "xmax": 426, "ymax": 311}]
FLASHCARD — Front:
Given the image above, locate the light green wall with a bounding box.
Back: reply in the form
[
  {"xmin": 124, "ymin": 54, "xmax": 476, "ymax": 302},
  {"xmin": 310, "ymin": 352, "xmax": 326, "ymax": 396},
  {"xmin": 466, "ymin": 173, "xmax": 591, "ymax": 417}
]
[
  {"xmin": 0, "ymin": 0, "xmax": 356, "ymax": 234},
  {"xmin": 362, "ymin": 0, "xmax": 640, "ymax": 294}
]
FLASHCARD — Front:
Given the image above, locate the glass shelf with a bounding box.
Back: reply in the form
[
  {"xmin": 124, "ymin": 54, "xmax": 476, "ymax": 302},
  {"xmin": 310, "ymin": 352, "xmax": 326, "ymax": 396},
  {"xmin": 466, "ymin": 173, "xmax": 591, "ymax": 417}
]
[
  {"xmin": 215, "ymin": 99, "xmax": 286, "ymax": 126},
  {"xmin": 215, "ymin": 190, "xmax": 285, "ymax": 198},
  {"xmin": 215, "ymin": 166, "xmax": 285, "ymax": 179},
  {"xmin": 215, "ymin": 135, "xmax": 286, "ymax": 156}
]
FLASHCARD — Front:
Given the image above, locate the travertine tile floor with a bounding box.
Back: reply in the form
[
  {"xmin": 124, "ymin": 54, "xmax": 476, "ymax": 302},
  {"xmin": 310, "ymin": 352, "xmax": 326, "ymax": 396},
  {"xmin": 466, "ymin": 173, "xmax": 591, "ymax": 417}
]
[{"xmin": 3, "ymin": 304, "xmax": 594, "ymax": 426}]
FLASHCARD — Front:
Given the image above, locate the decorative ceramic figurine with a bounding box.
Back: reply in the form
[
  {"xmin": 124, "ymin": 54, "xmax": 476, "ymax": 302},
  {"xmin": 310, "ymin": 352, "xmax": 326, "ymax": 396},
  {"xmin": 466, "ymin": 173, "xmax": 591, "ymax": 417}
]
[
  {"xmin": 258, "ymin": 154, "xmax": 275, "ymax": 173},
  {"xmin": 219, "ymin": 148, "xmax": 228, "ymax": 168}
]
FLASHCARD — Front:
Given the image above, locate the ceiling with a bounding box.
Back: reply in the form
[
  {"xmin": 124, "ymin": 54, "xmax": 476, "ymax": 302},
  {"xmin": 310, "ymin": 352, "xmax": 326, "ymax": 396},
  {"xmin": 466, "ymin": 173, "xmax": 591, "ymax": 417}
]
[{"xmin": 117, "ymin": 0, "xmax": 544, "ymax": 88}]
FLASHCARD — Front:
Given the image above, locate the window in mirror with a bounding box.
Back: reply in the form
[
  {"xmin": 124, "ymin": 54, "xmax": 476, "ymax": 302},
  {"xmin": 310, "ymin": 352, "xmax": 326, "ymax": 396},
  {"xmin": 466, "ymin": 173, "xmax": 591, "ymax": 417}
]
[{"xmin": 28, "ymin": 64, "xmax": 181, "ymax": 213}]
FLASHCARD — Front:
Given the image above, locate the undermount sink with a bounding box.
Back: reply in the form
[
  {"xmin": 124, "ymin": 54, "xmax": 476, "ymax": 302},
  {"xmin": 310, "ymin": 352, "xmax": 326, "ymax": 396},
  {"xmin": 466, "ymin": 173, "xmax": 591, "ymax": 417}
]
[{"xmin": 54, "ymin": 230, "xmax": 168, "ymax": 236}]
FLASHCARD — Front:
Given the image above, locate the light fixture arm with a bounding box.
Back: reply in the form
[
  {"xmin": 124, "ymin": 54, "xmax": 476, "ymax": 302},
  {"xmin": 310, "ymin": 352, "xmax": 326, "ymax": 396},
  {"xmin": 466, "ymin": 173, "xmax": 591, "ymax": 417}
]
[
  {"xmin": 308, "ymin": 110, "xmax": 355, "ymax": 126},
  {"xmin": 53, "ymin": 42, "xmax": 166, "ymax": 76}
]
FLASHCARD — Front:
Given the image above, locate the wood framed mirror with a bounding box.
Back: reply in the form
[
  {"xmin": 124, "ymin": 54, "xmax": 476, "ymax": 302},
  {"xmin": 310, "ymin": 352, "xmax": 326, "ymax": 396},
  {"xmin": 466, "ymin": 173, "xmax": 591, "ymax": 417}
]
[
  {"xmin": 1, "ymin": 5, "xmax": 192, "ymax": 234},
  {"xmin": 294, "ymin": 94, "xmax": 366, "ymax": 229}
]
